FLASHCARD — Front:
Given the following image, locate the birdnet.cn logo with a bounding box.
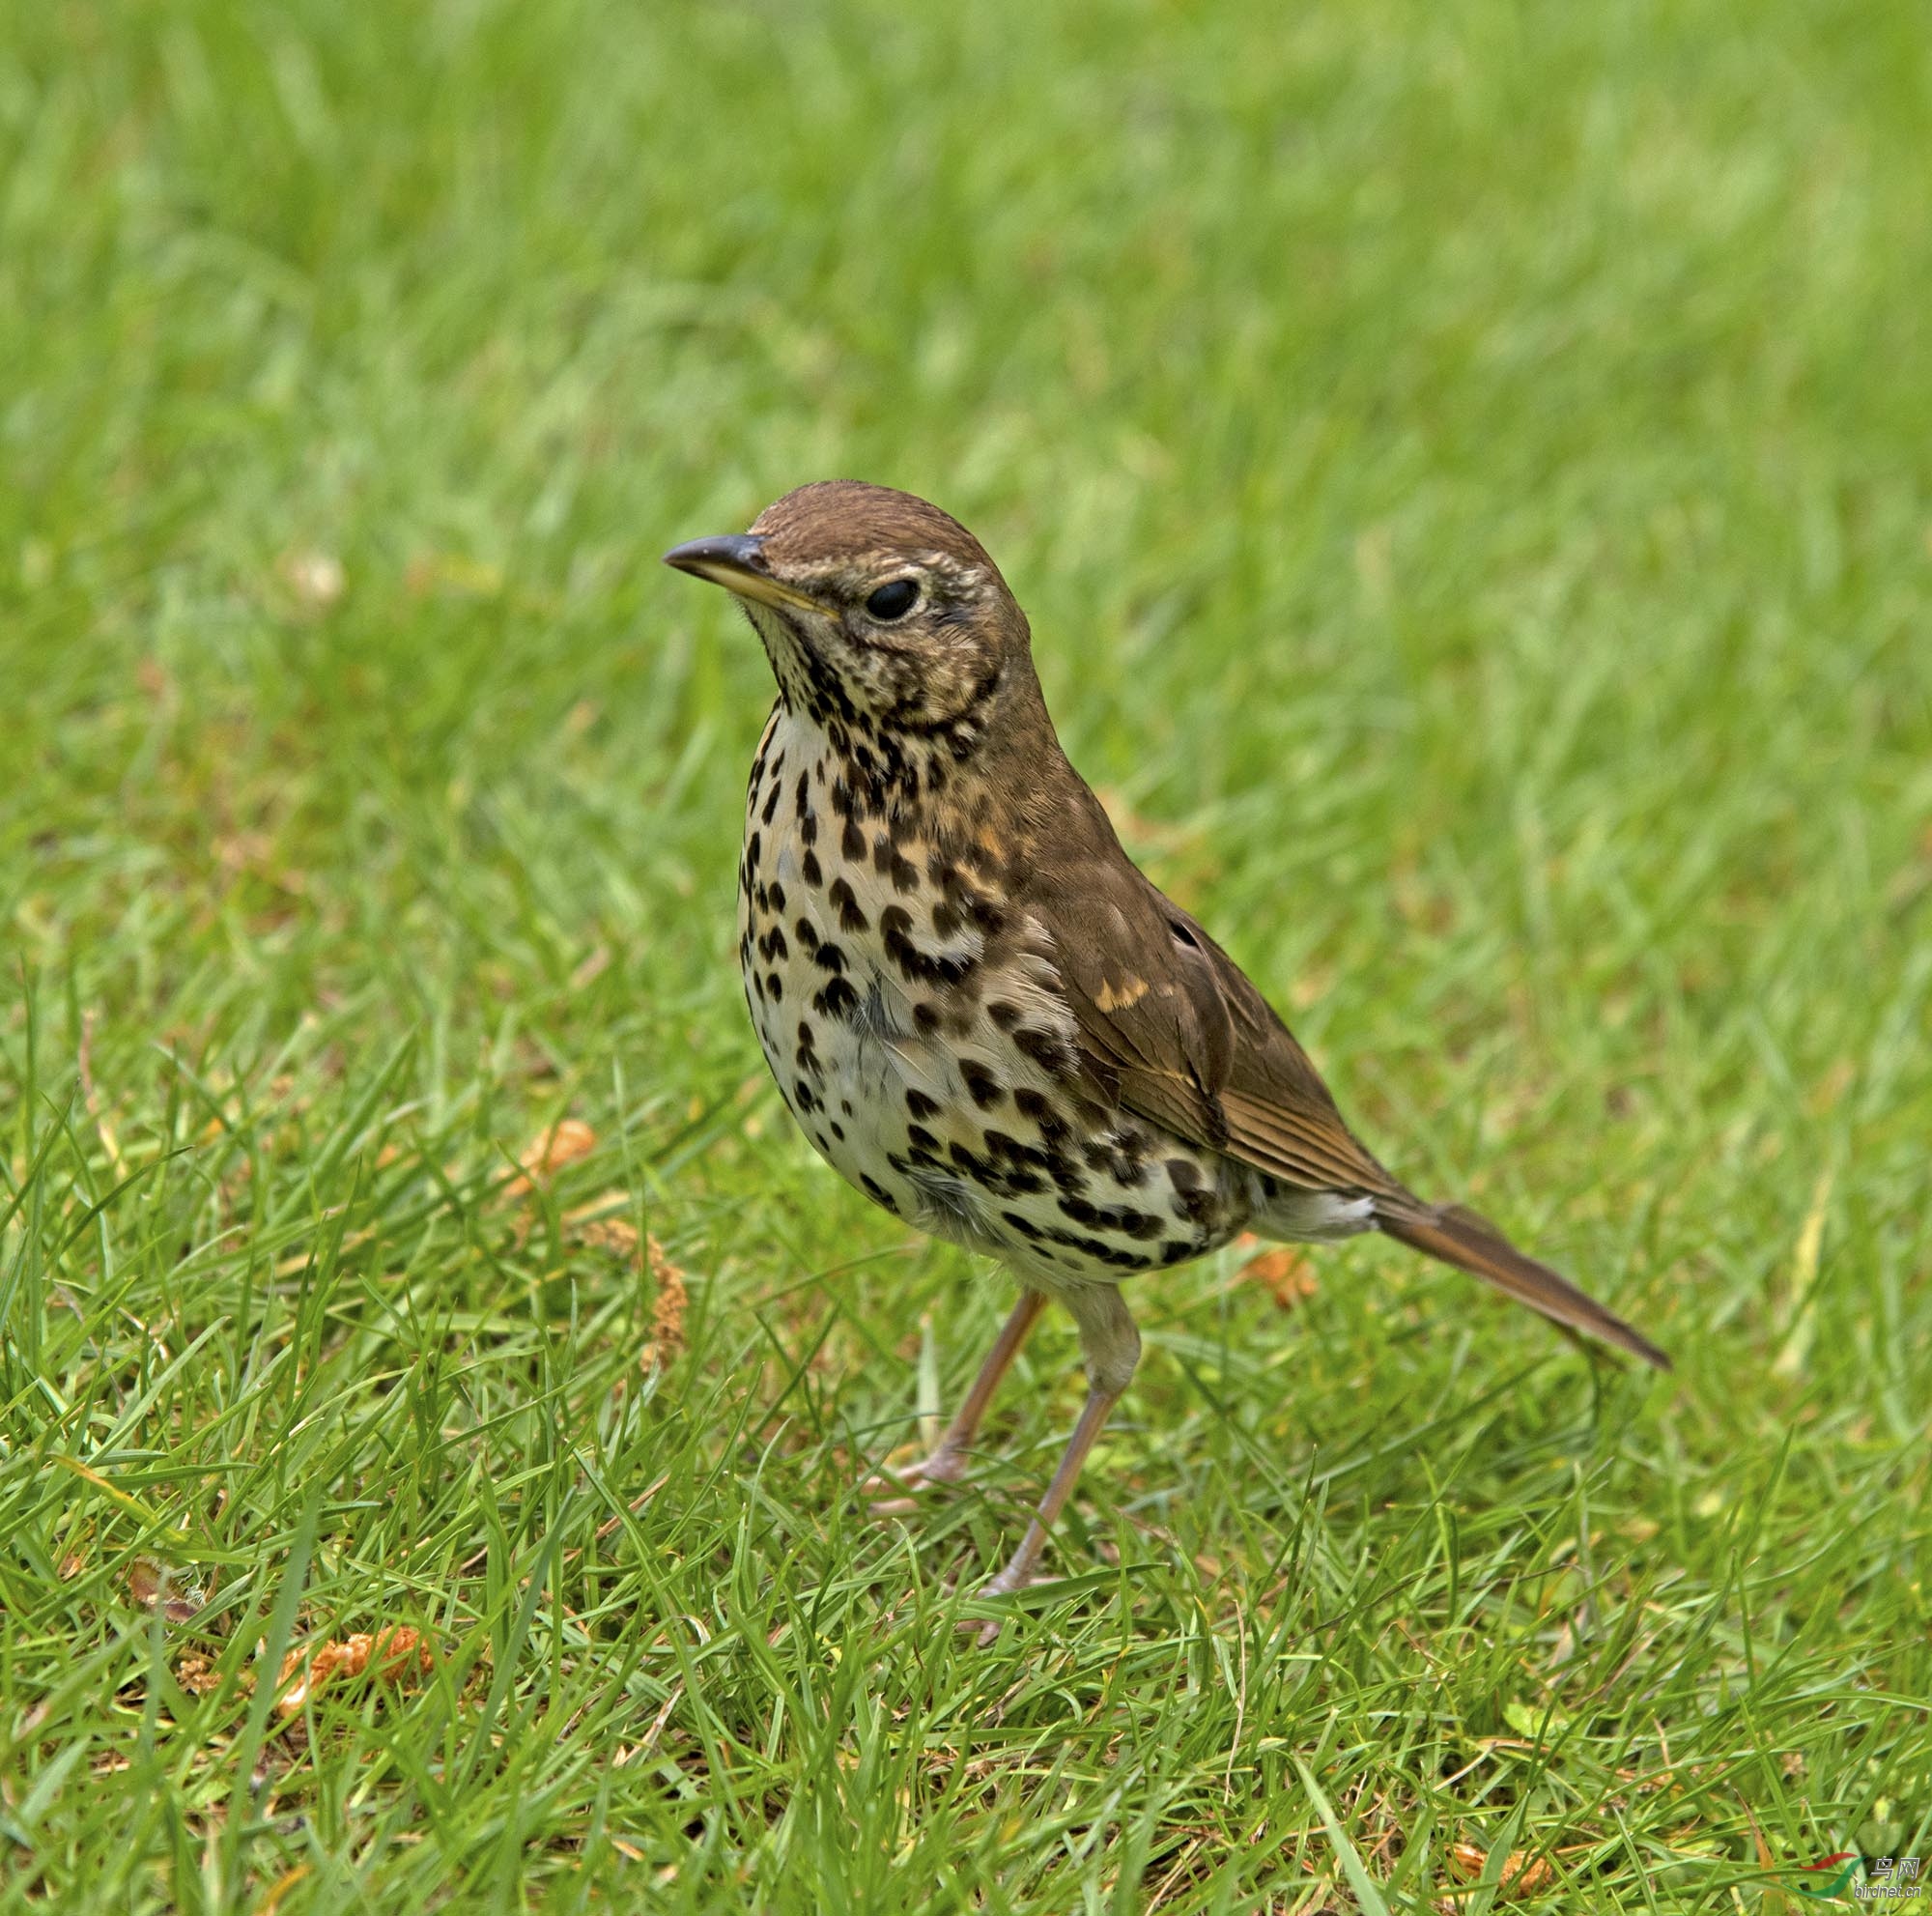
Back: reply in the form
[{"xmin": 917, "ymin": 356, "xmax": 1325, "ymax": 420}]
[{"xmin": 1797, "ymin": 1855, "xmax": 1927, "ymax": 1902}]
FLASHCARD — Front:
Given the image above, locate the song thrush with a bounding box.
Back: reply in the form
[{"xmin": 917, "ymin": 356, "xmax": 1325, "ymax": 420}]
[{"xmin": 666, "ymin": 481, "xmax": 1667, "ymax": 1621}]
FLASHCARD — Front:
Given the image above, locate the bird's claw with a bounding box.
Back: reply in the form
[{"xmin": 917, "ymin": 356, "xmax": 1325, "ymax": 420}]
[
  {"xmin": 955, "ymin": 1567, "xmax": 1037, "ymax": 1644},
  {"xmin": 862, "ymin": 1446, "xmax": 970, "ymax": 1516}
]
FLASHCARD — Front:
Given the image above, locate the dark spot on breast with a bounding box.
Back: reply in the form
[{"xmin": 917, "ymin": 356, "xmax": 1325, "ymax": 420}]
[
  {"xmin": 794, "ymin": 1079, "xmax": 816, "ymax": 1113},
  {"xmin": 961, "ymin": 1061, "xmax": 1003, "ymax": 1108},
  {"xmin": 1013, "ymin": 1026, "xmax": 1073, "ymax": 1076},
  {"xmin": 1171, "ymin": 1184, "xmax": 1221, "ymax": 1227},
  {"xmin": 1045, "ymin": 1224, "xmax": 1147, "ymax": 1270},
  {"xmin": 765, "ymin": 971, "xmax": 782, "ymax": 1001},
  {"xmin": 767, "ymin": 881, "xmax": 786, "ymax": 912},
  {"xmin": 981, "ymin": 1129, "xmax": 1049, "ymax": 1196},
  {"xmin": 814, "ymin": 977, "xmax": 859, "ymax": 1020},
  {"xmin": 905, "ymin": 1124, "xmax": 939, "ymax": 1154},
  {"xmin": 913, "ymin": 1002, "xmax": 940, "ymax": 1036},
  {"xmin": 761, "ymin": 781, "xmax": 781, "ymax": 825},
  {"xmin": 880, "ymin": 903, "xmax": 973, "ymax": 988},
  {"xmin": 795, "ymin": 918, "xmax": 820, "ymax": 954},
  {"xmin": 829, "ymin": 877, "xmax": 867, "ymax": 933},
  {"xmin": 861, "ymin": 1175, "xmax": 899, "ymax": 1214},
  {"xmin": 948, "ymin": 1139, "xmax": 989, "ymax": 1179},
  {"xmin": 758, "ymin": 926, "xmax": 788, "ymax": 961},
  {"xmin": 811, "ymin": 942, "xmax": 845, "ymax": 974},
  {"xmin": 905, "ymin": 1087, "xmax": 939, "ymax": 1121},
  {"xmin": 830, "ymin": 1121, "xmax": 844, "ymax": 1141},
  {"xmin": 802, "ymin": 849, "xmax": 822, "ymax": 886},
  {"xmin": 1043, "ymin": 1150, "xmax": 1085, "ymax": 1196},
  {"xmin": 842, "ymin": 818, "xmax": 866, "ymax": 861},
  {"xmin": 889, "ymin": 851, "xmax": 920, "ymax": 893},
  {"xmin": 931, "ymin": 901, "xmax": 961, "ymax": 940},
  {"xmin": 987, "ymin": 1000, "xmax": 1022, "ymax": 1031},
  {"xmin": 1075, "ymin": 1137, "xmax": 1150, "ymax": 1189},
  {"xmin": 1165, "ymin": 1157, "xmax": 1201, "ymax": 1190}
]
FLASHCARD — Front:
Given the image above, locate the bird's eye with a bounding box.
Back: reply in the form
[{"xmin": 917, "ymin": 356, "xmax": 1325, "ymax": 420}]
[{"xmin": 864, "ymin": 578, "xmax": 921, "ymax": 621}]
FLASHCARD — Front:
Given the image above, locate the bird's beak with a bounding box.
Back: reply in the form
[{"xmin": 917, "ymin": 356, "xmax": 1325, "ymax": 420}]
[{"xmin": 662, "ymin": 534, "xmax": 825, "ymax": 615}]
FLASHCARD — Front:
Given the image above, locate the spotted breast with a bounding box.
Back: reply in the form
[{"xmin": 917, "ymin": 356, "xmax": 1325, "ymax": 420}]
[{"xmin": 738, "ymin": 702, "xmax": 1312, "ymax": 1298}]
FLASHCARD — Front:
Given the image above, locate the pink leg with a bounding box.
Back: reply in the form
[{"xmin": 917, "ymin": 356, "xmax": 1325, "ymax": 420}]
[
  {"xmin": 867, "ymin": 1289, "xmax": 1047, "ymax": 1512},
  {"xmin": 961, "ymin": 1383, "xmax": 1123, "ymax": 1641},
  {"xmin": 963, "ymin": 1279, "xmax": 1141, "ymax": 1641}
]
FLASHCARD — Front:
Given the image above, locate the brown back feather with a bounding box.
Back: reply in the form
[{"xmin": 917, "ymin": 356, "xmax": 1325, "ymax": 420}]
[{"xmin": 1029, "ymin": 774, "xmax": 1667, "ymax": 1368}]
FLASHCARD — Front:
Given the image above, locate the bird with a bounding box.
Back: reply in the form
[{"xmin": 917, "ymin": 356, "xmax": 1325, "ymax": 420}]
[{"xmin": 664, "ymin": 480, "xmax": 1667, "ymax": 1621}]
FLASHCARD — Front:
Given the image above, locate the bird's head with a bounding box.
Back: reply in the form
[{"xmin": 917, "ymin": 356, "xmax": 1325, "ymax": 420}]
[{"xmin": 664, "ymin": 481, "xmax": 1030, "ymax": 739}]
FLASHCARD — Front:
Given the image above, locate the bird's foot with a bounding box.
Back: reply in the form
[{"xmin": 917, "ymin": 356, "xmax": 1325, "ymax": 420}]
[
  {"xmin": 955, "ymin": 1564, "xmax": 1038, "ymax": 1644},
  {"xmin": 863, "ymin": 1445, "xmax": 971, "ymax": 1517}
]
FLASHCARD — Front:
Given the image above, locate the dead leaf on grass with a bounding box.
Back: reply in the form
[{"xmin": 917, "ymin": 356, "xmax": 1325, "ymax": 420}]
[
  {"xmin": 1239, "ymin": 1243, "xmax": 1318, "ymax": 1309},
  {"xmin": 276, "ymin": 1627, "xmax": 434, "ymax": 1714},
  {"xmin": 642, "ymin": 1239, "xmax": 688, "ymax": 1370},
  {"xmin": 506, "ymin": 1118, "xmax": 598, "ymax": 1197},
  {"xmin": 1446, "ymin": 1841, "xmax": 1552, "ymax": 1898},
  {"xmin": 561, "ymin": 1191, "xmax": 687, "ymax": 1371},
  {"xmin": 176, "ymin": 1654, "xmax": 224, "ymax": 1697},
  {"xmin": 128, "ymin": 1558, "xmax": 205, "ymax": 1623}
]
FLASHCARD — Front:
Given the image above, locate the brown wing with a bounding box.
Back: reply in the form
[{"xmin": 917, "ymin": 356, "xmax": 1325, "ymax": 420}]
[
  {"xmin": 1042, "ymin": 846, "xmax": 1397, "ymax": 1199},
  {"xmin": 1036, "ymin": 811, "xmax": 1669, "ymax": 1369}
]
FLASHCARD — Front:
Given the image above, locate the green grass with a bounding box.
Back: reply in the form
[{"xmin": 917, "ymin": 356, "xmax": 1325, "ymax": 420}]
[{"xmin": 4, "ymin": 0, "xmax": 1930, "ymax": 1908}]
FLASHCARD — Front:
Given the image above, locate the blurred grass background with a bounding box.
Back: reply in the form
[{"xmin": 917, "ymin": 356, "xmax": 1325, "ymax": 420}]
[{"xmin": 3, "ymin": 0, "xmax": 1929, "ymax": 1909}]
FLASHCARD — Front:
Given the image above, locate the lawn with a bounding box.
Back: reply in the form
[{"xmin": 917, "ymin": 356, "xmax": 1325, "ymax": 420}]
[{"xmin": 3, "ymin": 0, "xmax": 1930, "ymax": 1908}]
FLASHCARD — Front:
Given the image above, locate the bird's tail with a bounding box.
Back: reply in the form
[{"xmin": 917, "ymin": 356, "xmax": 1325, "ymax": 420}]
[{"xmin": 1376, "ymin": 1196, "xmax": 1669, "ymax": 1370}]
